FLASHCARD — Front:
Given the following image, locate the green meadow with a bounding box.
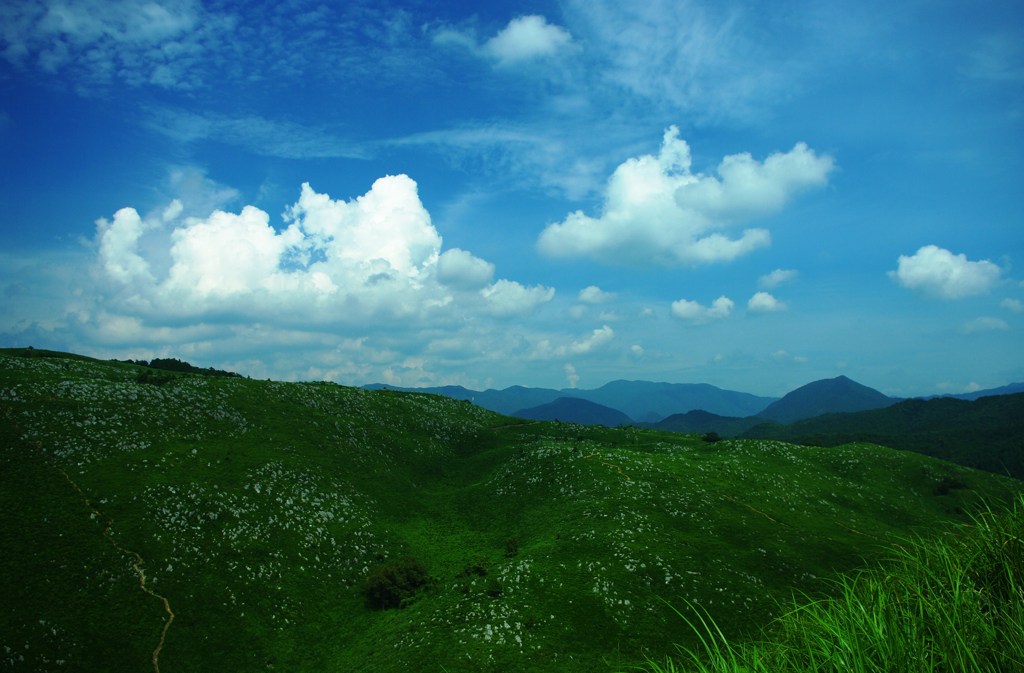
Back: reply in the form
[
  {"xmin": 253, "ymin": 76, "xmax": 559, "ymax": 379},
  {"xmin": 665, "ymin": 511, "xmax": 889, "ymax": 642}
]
[{"xmin": 1, "ymin": 349, "xmax": 1020, "ymax": 672}]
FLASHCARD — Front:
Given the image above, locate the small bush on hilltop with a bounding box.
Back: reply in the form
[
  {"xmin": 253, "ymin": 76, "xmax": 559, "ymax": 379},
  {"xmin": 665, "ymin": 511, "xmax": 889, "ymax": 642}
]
[
  {"xmin": 363, "ymin": 556, "xmax": 430, "ymax": 610},
  {"xmin": 633, "ymin": 496, "xmax": 1024, "ymax": 673}
]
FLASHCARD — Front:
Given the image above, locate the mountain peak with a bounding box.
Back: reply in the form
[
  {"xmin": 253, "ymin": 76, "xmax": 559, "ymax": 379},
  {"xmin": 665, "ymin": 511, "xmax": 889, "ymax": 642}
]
[{"xmin": 757, "ymin": 376, "xmax": 895, "ymax": 424}]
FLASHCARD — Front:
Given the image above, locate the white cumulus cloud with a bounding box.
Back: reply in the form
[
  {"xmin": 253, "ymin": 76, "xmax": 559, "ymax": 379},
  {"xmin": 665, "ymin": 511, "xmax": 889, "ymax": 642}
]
[
  {"xmin": 437, "ymin": 248, "xmax": 495, "ymax": 289},
  {"xmin": 91, "ymin": 174, "xmax": 554, "ymax": 329},
  {"xmin": 890, "ymin": 245, "xmax": 1002, "ymax": 299},
  {"xmin": 962, "ymin": 316, "xmax": 1010, "ymax": 333},
  {"xmin": 483, "ymin": 15, "xmax": 573, "ymax": 66},
  {"xmin": 748, "ymin": 291, "xmax": 786, "ymax": 313},
  {"xmin": 537, "ymin": 127, "xmax": 833, "ymax": 266},
  {"xmin": 480, "ymin": 279, "xmax": 555, "ymax": 317},
  {"xmin": 533, "ymin": 324, "xmax": 615, "ymax": 359},
  {"xmin": 433, "ymin": 14, "xmax": 573, "ymax": 69},
  {"xmin": 96, "ymin": 207, "xmax": 156, "ymax": 284},
  {"xmin": 759, "ymin": 268, "xmax": 798, "ymax": 288},
  {"xmin": 671, "ymin": 296, "xmax": 733, "ymax": 323},
  {"xmin": 578, "ymin": 285, "xmax": 615, "ymax": 303}
]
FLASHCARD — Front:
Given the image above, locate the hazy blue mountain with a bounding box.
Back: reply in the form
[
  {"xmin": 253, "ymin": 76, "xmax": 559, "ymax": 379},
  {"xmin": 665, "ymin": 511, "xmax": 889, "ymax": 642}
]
[
  {"xmin": 579, "ymin": 380, "xmax": 775, "ymax": 421},
  {"xmin": 513, "ymin": 397, "xmax": 634, "ymax": 426},
  {"xmin": 365, "ymin": 380, "xmax": 776, "ymax": 422},
  {"xmin": 648, "ymin": 409, "xmax": 763, "ymax": 436},
  {"xmin": 927, "ymin": 382, "xmax": 1024, "ymax": 401},
  {"xmin": 756, "ymin": 375, "xmax": 897, "ymax": 424},
  {"xmin": 743, "ymin": 393, "xmax": 1024, "ymax": 479}
]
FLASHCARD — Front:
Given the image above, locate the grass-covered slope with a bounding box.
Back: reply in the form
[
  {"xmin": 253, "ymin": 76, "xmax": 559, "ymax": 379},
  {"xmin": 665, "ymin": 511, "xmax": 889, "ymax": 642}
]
[
  {"xmin": 633, "ymin": 497, "xmax": 1024, "ymax": 673},
  {"xmin": 0, "ymin": 350, "xmax": 1020, "ymax": 673}
]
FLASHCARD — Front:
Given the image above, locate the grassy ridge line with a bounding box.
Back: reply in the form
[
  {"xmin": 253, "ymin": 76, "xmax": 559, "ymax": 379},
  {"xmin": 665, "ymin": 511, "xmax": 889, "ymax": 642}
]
[
  {"xmin": 1, "ymin": 350, "xmax": 1022, "ymax": 672},
  {"xmin": 635, "ymin": 497, "xmax": 1024, "ymax": 673}
]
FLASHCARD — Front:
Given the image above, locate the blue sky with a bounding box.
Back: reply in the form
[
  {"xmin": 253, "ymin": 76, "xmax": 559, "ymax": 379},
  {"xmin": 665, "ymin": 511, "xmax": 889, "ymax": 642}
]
[{"xmin": 1, "ymin": 0, "xmax": 1022, "ymax": 397}]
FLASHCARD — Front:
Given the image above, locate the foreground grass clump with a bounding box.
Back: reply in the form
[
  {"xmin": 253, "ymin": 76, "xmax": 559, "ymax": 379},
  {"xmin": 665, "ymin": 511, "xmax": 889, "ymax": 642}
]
[{"xmin": 637, "ymin": 497, "xmax": 1024, "ymax": 673}]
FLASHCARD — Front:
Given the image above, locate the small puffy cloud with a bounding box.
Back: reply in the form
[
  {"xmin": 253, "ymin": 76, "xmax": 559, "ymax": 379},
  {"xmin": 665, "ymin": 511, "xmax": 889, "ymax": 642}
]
[
  {"xmin": 748, "ymin": 291, "xmax": 786, "ymax": 313},
  {"xmin": 537, "ymin": 127, "xmax": 833, "ymax": 266},
  {"xmin": 962, "ymin": 316, "xmax": 1009, "ymax": 334},
  {"xmin": 890, "ymin": 245, "xmax": 1002, "ymax": 299},
  {"xmin": 630, "ymin": 344, "xmax": 645, "ymax": 358},
  {"xmin": 1001, "ymin": 298, "xmax": 1023, "ymax": 313},
  {"xmin": 434, "ymin": 15, "xmax": 573, "ymax": 68},
  {"xmin": 759, "ymin": 268, "xmax": 798, "ymax": 288},
  {"xmin": 671, "ymin": 295, "xmax": 733, "ymax": 323},
  {"xmin": 772, "ymin": 350, "xmax": 808, "ymax": 364},
  {"xmin": 534, "ymin": 325, "xmax": 615, "ymax": 359},
  {"xmin": 483, "ymin": 15, "xmax": 573, "ymax": 66},
  {"xmin": 564, "ymin": 363, "xmax": 580, "ymax": 388},
  {"xmin": 437, "ymin": 248, "xmax": 495, "ymax": 289},
  {"xmin": 570, "ymin": 325, "xmax": 614, "ymax": 354},
  {"xmin": 579, "ymin": 285, "xmax": 615, "ymax": 304},
  {"xmin": 480, "ymin": 279, "xmax": 555, "ymax": 317}
]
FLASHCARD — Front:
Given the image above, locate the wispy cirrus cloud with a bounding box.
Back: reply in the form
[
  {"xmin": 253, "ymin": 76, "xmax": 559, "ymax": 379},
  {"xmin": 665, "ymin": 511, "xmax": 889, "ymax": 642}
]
[
  {"xmin": 559, "ymin": 0, "xmax": 795, "ymax": 122},
  {"xmin": 0, "ymin": 0, "xmax": 231, "ymax": 91},
  {"xmin": 386, "ymin": 122, "xmax": 610, "ymax": 199},
  {"xmin": 143, "ymin": 107, "xmax": 369, "ymax": 160},
  {"xmin": 1, "ymin": 0, "xmax": 440, "ymax": 95}
]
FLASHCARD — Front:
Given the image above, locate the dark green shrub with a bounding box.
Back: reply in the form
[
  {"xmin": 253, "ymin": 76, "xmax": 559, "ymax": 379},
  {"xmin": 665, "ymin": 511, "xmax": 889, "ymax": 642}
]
[
  {"xmin": 504, "ymin": 536, "xmax": 520, "ymax": 557},
  {"xmin": 362, "ymin": 556, "xmax": 429, "ymax": 610},
  {"xmin": 702, "ymin": 432, "xmax": 721, "ymax": 443},
  {"xmin": 462, "ymin": 556, "xmax": 488, "ymax": 577}
]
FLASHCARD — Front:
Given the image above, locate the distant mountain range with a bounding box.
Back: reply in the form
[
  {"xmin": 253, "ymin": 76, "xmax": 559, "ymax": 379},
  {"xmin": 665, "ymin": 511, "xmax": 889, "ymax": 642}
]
[
  {"xmin": 924, "ymin": 382, "xmax": 1024, "ymax": 401},
  {"xmin": 365, "ymin": 380, "xmax": 776, "ymax": 422},
  {"xmin": 368, "ymin": 376, "xmax": 1023, "ymax": 428}
]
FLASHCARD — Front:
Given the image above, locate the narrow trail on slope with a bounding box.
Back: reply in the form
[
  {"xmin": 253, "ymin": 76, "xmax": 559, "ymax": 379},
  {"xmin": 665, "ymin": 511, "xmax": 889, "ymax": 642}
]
[{"xmin": 27, "ymin": 436, "xmax": 175, "ymax": 673}]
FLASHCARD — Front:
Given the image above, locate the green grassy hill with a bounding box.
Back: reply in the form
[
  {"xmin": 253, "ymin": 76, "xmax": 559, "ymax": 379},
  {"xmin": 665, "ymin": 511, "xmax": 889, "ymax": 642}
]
[
  {"xmin": 743, "ymin": 393, "xmax": 1024, "ymax": 479},
  {"xmin": 1, "ymin": 349, "xmax": 1020, "ymax": 672}
]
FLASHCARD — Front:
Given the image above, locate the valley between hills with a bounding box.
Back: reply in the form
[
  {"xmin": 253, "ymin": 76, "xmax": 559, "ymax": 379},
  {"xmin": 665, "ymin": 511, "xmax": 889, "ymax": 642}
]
[{"xmin": 1, "ymin": 348, "xmax": 1021, "ymax": 672}]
